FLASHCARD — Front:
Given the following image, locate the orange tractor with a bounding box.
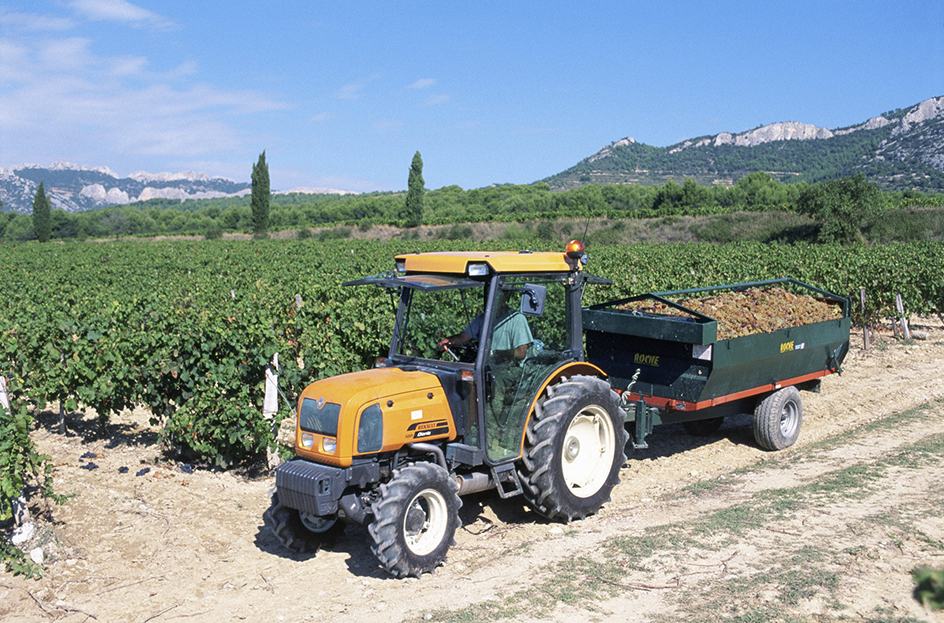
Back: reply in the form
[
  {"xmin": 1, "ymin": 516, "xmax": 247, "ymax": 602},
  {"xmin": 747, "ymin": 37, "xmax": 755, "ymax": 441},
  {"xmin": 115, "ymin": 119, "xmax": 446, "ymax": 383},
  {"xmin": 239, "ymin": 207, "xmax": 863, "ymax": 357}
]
[{"xmin": 265, "ymin": 242, "xmax": 627, "ymax": 577}]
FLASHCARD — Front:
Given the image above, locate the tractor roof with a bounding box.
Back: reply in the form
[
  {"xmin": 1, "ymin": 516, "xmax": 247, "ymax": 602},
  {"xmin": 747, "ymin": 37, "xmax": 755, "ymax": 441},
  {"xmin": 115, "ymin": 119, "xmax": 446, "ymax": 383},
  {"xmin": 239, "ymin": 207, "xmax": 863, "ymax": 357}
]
[{"xmin": 395, "ymin": 250, "xmax": 576, "ymax": 275}]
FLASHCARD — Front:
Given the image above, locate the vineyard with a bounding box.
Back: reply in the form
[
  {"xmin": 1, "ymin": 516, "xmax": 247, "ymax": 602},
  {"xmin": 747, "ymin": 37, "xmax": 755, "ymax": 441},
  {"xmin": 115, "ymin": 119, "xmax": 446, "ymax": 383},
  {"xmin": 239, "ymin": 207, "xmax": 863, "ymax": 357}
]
[{"xmin": 1, "ymin": 238, "xmax": 943, "ymax": 534}]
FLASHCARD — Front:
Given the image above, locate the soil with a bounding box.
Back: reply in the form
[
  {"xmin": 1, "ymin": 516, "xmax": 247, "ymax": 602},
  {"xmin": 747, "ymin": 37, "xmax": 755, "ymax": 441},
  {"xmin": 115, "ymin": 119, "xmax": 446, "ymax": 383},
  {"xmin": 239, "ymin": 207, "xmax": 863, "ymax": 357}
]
[{"xmin": 3, "ymin": 319, "xmax": 944, "ymax": 622}]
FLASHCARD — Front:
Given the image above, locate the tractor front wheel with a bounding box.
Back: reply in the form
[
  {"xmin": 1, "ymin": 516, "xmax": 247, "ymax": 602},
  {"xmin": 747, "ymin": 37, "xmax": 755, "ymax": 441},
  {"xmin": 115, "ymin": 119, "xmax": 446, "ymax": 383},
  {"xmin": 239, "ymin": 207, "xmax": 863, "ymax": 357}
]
[
  {"xmin": 518, "ymin": 375, "xmax": 627, "ymax": 522},
  {"xmin": 368, "ymin": 462, "xmax": 461, "ymax": 578},
  {"xmin": 263, "ymin": 489, "xmax": 344, "ymax": 553}
]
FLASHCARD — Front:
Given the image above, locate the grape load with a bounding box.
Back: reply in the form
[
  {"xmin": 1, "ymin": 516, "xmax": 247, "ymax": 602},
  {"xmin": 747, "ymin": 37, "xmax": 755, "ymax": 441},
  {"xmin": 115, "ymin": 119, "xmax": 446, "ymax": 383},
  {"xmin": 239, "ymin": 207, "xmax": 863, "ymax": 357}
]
[{"xmin": 617, "ymin": 287, "xmax": 843, "ymax": 341}]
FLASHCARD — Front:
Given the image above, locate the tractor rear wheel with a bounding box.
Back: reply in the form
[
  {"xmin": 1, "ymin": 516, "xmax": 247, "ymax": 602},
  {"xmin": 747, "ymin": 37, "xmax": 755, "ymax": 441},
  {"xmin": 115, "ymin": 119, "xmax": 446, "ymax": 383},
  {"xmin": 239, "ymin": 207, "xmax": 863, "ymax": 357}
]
[
  {"xmin": 518, "ymin": 375, "xmax": 627, "ymax": 522},
  {"xmin": 368, "ymin": 462, "xmax": 461, "ymax": 578},
  {"xmin": 753, "ymin": 386, "xmax": 803, "ymax": 450},
  {"xmin": 263, "ymin": 489, "xmax": 344, "ymax": 553}
]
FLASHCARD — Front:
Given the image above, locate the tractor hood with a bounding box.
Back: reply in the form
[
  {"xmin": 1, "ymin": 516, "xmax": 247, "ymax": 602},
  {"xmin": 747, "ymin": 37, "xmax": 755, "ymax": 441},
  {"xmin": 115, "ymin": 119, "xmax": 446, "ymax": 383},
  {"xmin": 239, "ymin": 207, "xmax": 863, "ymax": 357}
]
[{"xmin": 294, "ymin": 367, "xmax": 456, "ymax": 467}]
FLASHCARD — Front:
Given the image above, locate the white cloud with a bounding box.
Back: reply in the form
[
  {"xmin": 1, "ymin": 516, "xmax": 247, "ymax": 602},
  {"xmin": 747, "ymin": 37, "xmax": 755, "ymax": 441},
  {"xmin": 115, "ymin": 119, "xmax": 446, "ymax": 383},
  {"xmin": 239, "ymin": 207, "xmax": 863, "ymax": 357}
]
[
  {"xmin": 0, "ymin": 34, "xmax": 287, "ymax": 162},
  {"xmin": 424, "ymin": 94, "xmax": 452, "ymax": 106},
  {"xmin": 0, "ymin": 9, "xmax": 75, "ymax": 31},
  {"xmin": 109, "ymin": 55, "xmax": 148, "ymax": 76},
  {"xmin": 68, "ymin": 0, "xmax": 177, "ymax": 30},
  {"xmin": 336, "ymin": 82, "xmax": 364, "ymax": 100},
  {"xmin": 37, "ymin": 37, "xmax": 95, "ymax": 71},
  {"xmin": 335, "ymin": 73, "xmax": 381, "ymax": 100},
  {"xmin": 409, "ymin": 78, "xmax": 436, "ymax": 89}
]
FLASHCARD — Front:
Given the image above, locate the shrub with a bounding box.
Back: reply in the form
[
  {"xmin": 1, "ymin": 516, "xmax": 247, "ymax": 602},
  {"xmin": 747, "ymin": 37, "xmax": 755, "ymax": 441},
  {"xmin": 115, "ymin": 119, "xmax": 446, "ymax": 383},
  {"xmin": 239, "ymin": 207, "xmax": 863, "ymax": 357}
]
[{"xmin": 797, "ymin": 175, "xmax": 887, "ymax": 244}]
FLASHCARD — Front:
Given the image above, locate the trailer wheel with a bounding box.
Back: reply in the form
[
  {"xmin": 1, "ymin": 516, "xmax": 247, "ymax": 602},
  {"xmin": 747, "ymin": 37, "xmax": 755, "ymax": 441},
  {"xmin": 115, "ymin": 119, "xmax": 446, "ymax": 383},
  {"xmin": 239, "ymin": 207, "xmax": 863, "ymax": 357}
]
[
  {"xmin": 683, "ymin": 416, "xmax": 724, "ymax": 437},
  {"xmin": 263, "ymin": 488, "xmax": 344, "ymax": 553},
  {"xmin": 368, "ymin": 462, "xmax": 461, "ymax": 578},
  {"xmin": 753, "ymin": 386, "xmax": 803, "ymax": 450},
  {"xmin": 518, "ymin": 375, "xmax": 627, "ymax": 522}
]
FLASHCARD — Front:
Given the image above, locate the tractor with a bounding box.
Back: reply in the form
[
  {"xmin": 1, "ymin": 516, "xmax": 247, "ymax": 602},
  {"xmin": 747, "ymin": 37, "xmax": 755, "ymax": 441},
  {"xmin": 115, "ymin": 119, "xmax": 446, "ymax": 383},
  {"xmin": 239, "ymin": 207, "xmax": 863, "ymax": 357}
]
[{"xmin": 265, "ymin": 241, "xmax": 627, "ymax": 577}]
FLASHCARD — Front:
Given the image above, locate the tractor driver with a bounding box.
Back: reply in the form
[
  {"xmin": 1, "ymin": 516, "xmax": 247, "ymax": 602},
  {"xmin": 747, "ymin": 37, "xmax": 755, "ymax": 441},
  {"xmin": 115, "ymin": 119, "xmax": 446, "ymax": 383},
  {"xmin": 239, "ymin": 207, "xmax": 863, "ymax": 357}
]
[
  {"xmin": 438, "ymin": 288, "xmax": 535, "ymax": 458},
  {"xmin": 437, "ymin": 288, "xmax": 533, "ymax": 363}
]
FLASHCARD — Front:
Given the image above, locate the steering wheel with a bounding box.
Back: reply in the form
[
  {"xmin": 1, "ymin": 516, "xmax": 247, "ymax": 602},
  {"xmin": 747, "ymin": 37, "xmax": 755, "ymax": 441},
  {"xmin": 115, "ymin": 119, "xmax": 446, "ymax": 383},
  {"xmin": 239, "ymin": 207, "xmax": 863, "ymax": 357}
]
[{"xmin": 441, "ymin": 341, "xmax": 477, "ymax": 363}]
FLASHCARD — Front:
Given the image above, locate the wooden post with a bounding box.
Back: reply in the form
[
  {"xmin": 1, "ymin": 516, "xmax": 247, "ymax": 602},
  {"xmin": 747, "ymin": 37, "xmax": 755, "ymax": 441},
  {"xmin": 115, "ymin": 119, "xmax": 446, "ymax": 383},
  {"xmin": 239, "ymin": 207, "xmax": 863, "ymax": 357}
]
[
  {"xmin": 1, "ymin": 378, "xmax": 31, "ymax": 527},
  {"xmin": 860, "ymin": 288, "xmax": 869, "ymax": 350},
  {"xmin": 896, "ymin": 293, "xmax": 911, "ymax": 340},
  {"xmin": 59, "ymin": 403, "xmax": 66, "ymax": 435},
  {"xmin": 264, "ymin": 353, "xmax": 283, "ymax": 470}
]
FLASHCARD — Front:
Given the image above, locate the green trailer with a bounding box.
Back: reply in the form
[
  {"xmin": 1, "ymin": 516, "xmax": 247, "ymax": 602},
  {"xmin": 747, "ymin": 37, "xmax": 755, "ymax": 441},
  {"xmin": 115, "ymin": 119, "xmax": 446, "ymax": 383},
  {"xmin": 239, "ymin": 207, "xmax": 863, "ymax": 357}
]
[{"xmin": 583, "ymin": 279, "xmax": 851, "ymax": 451}]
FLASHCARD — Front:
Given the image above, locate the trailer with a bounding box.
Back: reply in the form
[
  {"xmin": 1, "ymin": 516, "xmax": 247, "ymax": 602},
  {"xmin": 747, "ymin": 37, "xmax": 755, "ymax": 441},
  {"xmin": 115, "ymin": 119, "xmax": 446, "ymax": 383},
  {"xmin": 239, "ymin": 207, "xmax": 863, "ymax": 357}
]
[{"xmin": 584, "ymin": 278, "xmax": 851, "ymax": 450}]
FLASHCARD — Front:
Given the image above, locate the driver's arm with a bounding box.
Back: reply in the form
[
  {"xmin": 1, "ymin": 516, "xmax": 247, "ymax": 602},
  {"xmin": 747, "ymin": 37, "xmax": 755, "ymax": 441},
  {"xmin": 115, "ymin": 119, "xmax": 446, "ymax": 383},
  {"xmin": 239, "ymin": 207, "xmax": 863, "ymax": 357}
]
[{"xmin": 438, "ymin": 330, "xmax": 472, "ymax": 351}]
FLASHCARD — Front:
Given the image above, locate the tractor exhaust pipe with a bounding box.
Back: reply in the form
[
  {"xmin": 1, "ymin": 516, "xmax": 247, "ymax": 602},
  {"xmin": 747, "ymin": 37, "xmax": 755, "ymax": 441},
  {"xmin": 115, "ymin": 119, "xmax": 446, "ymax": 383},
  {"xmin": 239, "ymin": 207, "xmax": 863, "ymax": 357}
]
[
  {"xmin": 454, "ymin": 472, "xmax": 494, "ymax": 496},
  {"xmin": 407, "ymin": 442, "xmax": 496, "ymax": 495}
]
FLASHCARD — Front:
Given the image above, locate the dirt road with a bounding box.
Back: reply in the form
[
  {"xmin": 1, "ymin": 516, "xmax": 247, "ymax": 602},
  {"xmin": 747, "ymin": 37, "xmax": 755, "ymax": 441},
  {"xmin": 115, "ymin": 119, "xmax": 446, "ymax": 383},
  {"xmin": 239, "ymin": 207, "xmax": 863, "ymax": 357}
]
[{"xmin": 2, "ymin": 321, "xmax": 943, "ymax": 622}]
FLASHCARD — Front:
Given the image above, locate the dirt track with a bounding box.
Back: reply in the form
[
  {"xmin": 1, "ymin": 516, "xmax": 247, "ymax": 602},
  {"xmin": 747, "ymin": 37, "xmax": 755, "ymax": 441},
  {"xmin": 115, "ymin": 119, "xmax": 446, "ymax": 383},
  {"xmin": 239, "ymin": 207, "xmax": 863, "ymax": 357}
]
[{"xmin": 2, "ymin": 320, "xmax": 944, "ymax": 622}]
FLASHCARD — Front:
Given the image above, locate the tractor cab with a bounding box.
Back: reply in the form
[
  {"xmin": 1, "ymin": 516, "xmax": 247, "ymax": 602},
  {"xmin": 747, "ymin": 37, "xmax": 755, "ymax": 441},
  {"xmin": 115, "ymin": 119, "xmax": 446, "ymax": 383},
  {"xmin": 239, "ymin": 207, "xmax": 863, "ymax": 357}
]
[{"xmin": 346, "ymin": 245, "xmax": 599, "ymax": 463}]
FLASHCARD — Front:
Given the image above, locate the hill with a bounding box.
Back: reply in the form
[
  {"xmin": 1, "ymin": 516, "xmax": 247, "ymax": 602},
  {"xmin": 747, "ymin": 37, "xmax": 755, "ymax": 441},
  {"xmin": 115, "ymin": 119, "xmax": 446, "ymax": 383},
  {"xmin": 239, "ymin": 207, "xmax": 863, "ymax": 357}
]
[
  {"xmin": 544, "ymin": 95, "xmax": 944, "ymax": 192},
  {"xmin": 0, "ymin": 162, "xmax": 252, "ymax": 214}
]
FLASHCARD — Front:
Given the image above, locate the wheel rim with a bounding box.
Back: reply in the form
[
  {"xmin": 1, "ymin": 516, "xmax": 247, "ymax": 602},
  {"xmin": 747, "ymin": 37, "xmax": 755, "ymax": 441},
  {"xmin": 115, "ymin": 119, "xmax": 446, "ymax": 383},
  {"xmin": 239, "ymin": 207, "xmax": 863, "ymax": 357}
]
[
  {"xmin": 780, "ymin": 400, "xmax": 799, "ymax": 438},
  {"xmin": 561, "ymin": 405, "xmax": 616, "ymax": 498},
  {"xmin": 299, "ymin": 511, "xmax": 337, "ymax": 534},
  {"xmin": 403, "ymin": 488, "xmax": 449, "ymax": 556}
]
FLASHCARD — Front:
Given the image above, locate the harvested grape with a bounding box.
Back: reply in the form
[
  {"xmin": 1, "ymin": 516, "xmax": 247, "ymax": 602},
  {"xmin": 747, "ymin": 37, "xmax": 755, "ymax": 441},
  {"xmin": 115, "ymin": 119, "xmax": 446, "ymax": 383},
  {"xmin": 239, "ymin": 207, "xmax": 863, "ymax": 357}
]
[{"xmin": 617, "ymin": 287, "xmax": 842, "ymax": 340}]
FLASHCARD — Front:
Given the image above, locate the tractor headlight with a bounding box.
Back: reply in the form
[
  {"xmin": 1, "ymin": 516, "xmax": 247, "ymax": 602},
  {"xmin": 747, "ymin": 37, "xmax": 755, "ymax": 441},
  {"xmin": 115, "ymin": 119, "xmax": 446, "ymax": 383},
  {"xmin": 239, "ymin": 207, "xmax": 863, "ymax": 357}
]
[
  {"xmin": 322, "ymin": 438, "xmax": 337, "ymax": 453},
  {"xmin": 300, "ymin": 432, "xmax": 314, "ymax": 449}
]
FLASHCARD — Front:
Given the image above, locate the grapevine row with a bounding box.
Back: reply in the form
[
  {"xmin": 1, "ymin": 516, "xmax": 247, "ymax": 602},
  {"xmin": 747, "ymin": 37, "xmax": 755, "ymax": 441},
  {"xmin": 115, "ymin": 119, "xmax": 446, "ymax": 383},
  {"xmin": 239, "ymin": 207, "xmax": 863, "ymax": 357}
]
[{"xmin": 0, "ymin": 239, "xmax": 940, "ymax": 479}]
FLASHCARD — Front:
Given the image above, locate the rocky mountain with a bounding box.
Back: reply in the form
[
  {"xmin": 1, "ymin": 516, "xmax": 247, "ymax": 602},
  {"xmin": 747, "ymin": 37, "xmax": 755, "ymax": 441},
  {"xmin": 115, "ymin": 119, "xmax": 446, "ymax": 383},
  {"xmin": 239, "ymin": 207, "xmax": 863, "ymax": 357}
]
[
  {"xmin": 0, "ymin": 162, "xmax": 251, "ymax": 214},
  {"xmin": 545, "ymin": 95, "xmax": 944, "ymax": 192}
]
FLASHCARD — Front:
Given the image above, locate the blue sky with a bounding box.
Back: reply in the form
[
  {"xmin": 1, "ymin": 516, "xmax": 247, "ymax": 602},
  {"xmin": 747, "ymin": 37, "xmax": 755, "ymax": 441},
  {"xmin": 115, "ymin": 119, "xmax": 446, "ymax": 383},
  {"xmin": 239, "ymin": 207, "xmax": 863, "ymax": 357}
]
[{"xmin": 1, "ymin": 1, "xmax": 942, "ymax": 193}]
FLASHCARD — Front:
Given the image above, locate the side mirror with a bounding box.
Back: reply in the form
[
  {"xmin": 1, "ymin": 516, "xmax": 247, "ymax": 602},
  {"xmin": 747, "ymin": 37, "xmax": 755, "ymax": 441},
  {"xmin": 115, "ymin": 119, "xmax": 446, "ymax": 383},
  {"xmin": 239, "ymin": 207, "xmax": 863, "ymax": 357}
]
[{"xmin": 520, "ymin": 284, "xmax": 547, "ymax": 316}]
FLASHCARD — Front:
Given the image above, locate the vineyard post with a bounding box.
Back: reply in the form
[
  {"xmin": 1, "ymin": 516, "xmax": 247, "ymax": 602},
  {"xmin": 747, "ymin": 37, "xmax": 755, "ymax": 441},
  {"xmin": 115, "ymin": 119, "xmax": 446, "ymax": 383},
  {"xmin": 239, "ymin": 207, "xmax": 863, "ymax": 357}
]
[
  {"xmin": 896, "ymin": 293, "xmax": 911, "ymax": 340},
  {"xmin": 58, "ymin": 354, "xmax": 66, "ymax": 434},
  {"xmin": 0, "ymin": 376, "xmax": 31, "ymax": 526},
  {"xmin": 860, "ymin": 288, "xmax": 869, "ymax": 350},
  {"xmin": 264, "ymin": 352, "xmax": 282, "ymax": 470}
]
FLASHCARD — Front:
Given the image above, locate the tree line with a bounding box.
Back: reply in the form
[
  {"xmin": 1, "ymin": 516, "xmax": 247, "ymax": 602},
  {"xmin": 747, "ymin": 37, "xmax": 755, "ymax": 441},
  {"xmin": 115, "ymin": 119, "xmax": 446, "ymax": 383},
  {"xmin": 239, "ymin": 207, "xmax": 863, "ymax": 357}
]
[{"xmin": 3, "ymin": 170, "xmax": 942, "ymax": 243}]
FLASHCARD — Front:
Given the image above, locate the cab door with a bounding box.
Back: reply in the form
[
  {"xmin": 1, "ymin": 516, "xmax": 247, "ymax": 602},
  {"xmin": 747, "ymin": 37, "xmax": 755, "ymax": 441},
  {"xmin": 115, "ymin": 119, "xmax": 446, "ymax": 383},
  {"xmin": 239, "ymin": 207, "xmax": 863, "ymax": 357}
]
[{"xmin": 481, "ymin": 274, "xmax": 576, "ymax": 462}]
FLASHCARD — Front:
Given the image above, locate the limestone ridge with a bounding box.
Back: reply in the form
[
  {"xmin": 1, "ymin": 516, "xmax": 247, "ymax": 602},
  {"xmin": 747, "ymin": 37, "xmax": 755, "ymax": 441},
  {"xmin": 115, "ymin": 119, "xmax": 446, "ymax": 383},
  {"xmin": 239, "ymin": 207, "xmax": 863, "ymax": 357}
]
[
  {"xmin": 0, "ymin": 162, "xmax": 251, "ymax": 214},
  {"xmin": 547, "ymin": 95, "xmax": 944, "ymax": 192}
]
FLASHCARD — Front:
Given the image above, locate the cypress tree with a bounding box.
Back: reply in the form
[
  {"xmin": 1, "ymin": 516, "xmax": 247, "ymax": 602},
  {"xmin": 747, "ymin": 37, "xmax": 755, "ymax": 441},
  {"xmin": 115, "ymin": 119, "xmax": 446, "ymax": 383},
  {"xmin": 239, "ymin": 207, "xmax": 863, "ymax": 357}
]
[
  {"xmin": 403, "ymin": 151, "xmax": 425, "ymax": 228},
  {"xmin": 33, "ymin": 182, "xmax": 51, "ymax": 243},
  {"xmin": 251, "ymin": 151, "xmax": 270, "ymax": 235}
]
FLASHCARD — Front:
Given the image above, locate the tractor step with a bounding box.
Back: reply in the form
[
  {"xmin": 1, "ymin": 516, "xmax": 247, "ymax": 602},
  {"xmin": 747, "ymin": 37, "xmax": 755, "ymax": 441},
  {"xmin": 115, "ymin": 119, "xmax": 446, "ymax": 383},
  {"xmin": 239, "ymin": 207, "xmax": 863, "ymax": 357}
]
[{"xmin": 490, "ymin": 463, "xmax": 523, "ymax": 499}]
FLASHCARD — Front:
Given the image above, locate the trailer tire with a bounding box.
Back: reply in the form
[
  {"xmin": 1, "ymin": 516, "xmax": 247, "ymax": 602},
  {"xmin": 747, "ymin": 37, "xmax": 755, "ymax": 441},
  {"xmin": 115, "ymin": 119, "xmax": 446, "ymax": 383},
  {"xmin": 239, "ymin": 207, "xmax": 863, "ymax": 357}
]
[
  {"xmin": 683, "ymin": 416, "xmax": 724, "ymax": 437},
  {"xmin": 263, "ymin": 488, "xmax": 344, "ymax": 553},
  {"xmin": 368, "ymin": 462, "xmax": 461, "ymax": 578},
  {"xmin": 753, "ymin": 386, "xmax": 802, "ymax": 450},
  {"xmin": 518, "ymin": 375, "xmax": 627, "ymax": 522}
]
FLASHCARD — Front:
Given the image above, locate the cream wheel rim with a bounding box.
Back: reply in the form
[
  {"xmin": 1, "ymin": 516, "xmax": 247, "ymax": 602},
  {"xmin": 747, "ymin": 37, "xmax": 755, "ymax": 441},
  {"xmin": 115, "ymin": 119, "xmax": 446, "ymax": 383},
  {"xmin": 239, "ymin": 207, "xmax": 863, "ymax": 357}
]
[
  {"xmin": 403, "ymin": 488, "xmax": 449, "ymax": 556},
  {"xmin": 561, "ymin": 406, "xmax": 615, "ymax": 498}
]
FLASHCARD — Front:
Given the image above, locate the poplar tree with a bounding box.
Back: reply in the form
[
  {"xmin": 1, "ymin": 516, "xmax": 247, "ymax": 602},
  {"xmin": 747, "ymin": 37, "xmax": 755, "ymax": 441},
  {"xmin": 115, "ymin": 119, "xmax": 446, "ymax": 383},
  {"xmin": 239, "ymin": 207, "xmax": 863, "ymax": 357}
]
[
  {"xmin": 251, "ymin": 151, "xmax": 270, "ymax": 235},
  {"xmin": 32, "ymin": 182, "xmax": 51, "ymax": 243},
  {"xmin": 403, "ymin": 151, "xmax": 424, "ymax": 228}
]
